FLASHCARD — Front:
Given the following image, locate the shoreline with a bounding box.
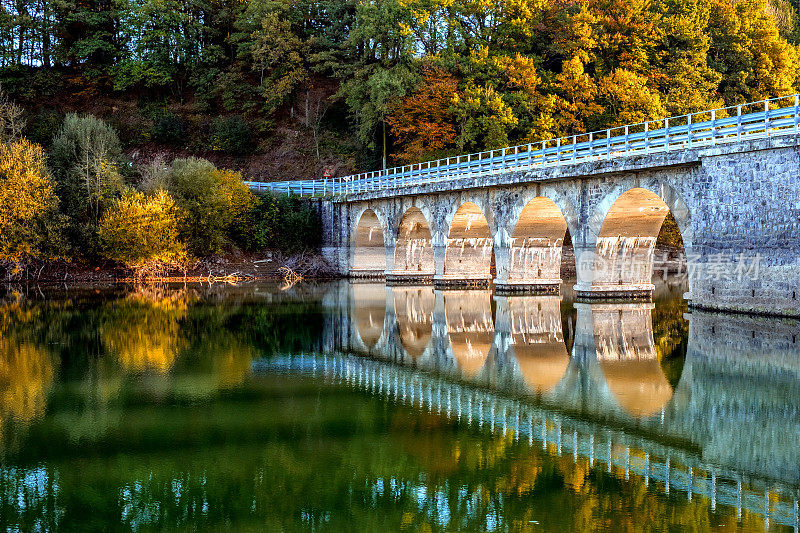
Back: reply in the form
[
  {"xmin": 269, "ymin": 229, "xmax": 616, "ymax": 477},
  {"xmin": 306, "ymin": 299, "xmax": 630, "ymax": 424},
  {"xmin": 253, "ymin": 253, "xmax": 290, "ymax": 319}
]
[
  {"xmin": 0, "ymin": 250, "xmax": 337, "ymax": 284},
  {"xmin": 0, "ymin": 245, "xmax": 687, "ymax": 286}
]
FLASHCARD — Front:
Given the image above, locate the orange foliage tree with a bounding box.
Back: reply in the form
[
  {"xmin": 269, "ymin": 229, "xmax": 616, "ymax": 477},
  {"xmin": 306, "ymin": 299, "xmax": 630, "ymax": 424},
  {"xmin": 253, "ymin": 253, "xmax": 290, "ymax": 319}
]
[{"xmin": 386, "ymin": 66, "xmax": 460, "ymax": 164}]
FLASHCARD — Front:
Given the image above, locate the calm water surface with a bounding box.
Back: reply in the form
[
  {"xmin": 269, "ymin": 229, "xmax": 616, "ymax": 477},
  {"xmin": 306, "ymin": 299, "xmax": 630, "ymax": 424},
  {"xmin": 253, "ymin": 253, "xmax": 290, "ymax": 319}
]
[{"xmin": 0, "ymin": 280, "xmax": 798, "ymax": 532}]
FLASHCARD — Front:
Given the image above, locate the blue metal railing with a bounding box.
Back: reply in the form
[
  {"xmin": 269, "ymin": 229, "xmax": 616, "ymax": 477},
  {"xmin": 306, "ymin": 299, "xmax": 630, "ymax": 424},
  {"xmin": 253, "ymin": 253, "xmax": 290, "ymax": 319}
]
[
  {"xmin": 244, "ymin": 179, "xmax": 333, "ymax": 196},
  {"xmin": 247, "ymin": 94, "xmax": 800, "ymax": 198}
]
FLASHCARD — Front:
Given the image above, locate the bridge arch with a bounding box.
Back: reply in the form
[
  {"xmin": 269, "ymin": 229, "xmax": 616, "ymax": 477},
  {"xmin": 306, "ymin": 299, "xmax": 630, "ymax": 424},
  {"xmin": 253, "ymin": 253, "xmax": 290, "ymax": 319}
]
[
  {"xmin": 583, "ymin": 182, "xmax": 691, "ymax": 296},
  {"xmin": 351, "ymin": 207, "xmax": 388, "ymax": 276},
  {"xmin": 508, "ymin": 187, "xmax": 580, "ymax": 242},
  {"xmin": 392, "ymin": 207, "xmax": 435, "ymax": 277},
  {"xmin": 442, "ymin": 202, "xmax": 495, "ymax": 283},
  {"xmin": 507, "ymin": 197, "xmax": 570, "ymax": 286}
]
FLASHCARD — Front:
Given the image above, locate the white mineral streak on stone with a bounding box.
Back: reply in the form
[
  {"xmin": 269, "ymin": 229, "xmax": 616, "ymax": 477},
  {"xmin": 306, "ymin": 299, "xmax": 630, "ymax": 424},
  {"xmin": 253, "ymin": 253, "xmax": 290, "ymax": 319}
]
[
  {"xmin": 594, "ymin": 235, "xmax": 657, "ymax": 285},
  {"xmin": 465, "ymin": 213, "xmax": 483, "ymax": 231},
  {"xmin": 507, "ymin": 237, "xmax": 564, "ymax": 280}
]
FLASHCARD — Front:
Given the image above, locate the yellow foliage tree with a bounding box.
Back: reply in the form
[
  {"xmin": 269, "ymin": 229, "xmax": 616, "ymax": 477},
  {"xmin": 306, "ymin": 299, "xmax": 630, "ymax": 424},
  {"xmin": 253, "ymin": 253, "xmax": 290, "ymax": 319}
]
[
  {"xmin": 99, "ymin": 189, "xmax": 187, "ymax": 273},
  {"xmin": 553, "ymin": 56, "xmax": 603, "ymax": 134},
  {"xmin": 708, "ymin": 0, "xmax": 800, "ymax": 103},
  {"xmin": 453, "ymin": 82, "xmax": 518, "ymax": 150},
  {"xmin": 0, "ymin": 140, "xmax": 60, "ymax": 268},
  {"xmin": 598, "ymin": 69, "xmax": 667, "ymax": 126}
]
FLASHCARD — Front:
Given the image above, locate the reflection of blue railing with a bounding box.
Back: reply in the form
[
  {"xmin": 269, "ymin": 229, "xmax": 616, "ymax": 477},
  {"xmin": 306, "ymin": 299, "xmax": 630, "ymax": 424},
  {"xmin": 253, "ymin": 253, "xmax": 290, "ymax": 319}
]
[
  {"xmin": 255, "ymin": 353, "xmax": 800, "ymax": 530},
  {"xmin": 246, "ymin": 94, "xmax": 800, "ymax": 198}
]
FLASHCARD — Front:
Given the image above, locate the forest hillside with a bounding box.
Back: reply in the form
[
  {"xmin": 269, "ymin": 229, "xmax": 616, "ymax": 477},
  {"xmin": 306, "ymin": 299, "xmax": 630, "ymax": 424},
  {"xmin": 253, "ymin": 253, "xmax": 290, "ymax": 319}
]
[
  {"xmin": 2, "ymin": 0, "xmax": 799, "ymax": 179},
  {"xmin": 0, "ymin": 0, "xmax": 797, "ymax": 277}
]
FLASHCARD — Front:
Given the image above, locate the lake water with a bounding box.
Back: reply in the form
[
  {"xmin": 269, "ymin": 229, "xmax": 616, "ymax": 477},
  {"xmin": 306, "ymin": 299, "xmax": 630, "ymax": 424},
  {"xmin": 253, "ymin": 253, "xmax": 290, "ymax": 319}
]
[{"xmin": 0, "ymin": 280, "xmax": 798, "ymax": 531}]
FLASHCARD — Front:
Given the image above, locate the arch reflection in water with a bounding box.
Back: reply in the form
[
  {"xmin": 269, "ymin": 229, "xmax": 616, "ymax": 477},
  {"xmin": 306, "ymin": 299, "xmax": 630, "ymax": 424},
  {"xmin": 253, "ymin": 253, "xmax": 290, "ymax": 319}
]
[
  {"xmin": 443, "ymin": 290, "xmax": 494, "ymax": 377},
  {"xmin": 392, "ymin": 286, "xmax": 435, "ymax": 359},
  {"xmin": 352, "ymin": 283, "xmax": 387, "ymax": 352},
  {"xmin": 500, "ymin": 295, "xmax": 570, "ymax": 395},
  {"xmin": 577, "ymin": 302, "xmax": 673, "ymax": 418}
]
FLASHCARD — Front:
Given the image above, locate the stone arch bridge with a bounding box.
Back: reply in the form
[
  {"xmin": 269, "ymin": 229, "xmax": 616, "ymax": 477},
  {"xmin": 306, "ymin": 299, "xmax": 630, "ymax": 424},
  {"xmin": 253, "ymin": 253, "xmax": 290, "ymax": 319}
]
[
  {"xmin": 320, "ymin": 134, "xmax": 800, "ymax": 316},
  {"xmin": 262, "ymin": 96, "xmax": 800, "ymax": 316}
]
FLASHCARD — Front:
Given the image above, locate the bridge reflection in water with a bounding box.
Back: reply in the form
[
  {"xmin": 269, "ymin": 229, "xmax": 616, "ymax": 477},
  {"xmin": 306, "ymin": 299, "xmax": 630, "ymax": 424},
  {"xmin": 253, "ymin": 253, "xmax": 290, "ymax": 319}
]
[{"xmin": 307, "ymin": 281, "xmax": 800, "ymax": 530}]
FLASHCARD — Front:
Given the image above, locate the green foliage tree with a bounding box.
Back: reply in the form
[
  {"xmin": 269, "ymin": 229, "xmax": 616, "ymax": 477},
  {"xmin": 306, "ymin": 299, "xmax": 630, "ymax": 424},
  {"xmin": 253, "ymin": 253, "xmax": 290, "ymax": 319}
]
[
  {"xmin": 156, "ymin": 158, "xmax": 255, "ymax": 256},
  {"xmin": 113, "ymin": 0, "xmax": 204, "ymax": 92},
  {"xmin": 49, "ymin": 113, "xmax": 126, "ymax": 252},
  {"xmin": 337, "ymin": 0, "xmax": 418, "ymax": 164},
  {"xmin": 250, "ymin": 8, "xmax": 311, "ymax": 114},
  {"xmin": 53, "ymin": 0, "xmax": 126, "ymax": 79},
  {"xmin": 210, "ymin": 116, "xmax": 254, "ymax": 154},
  {"xmin": 242, "ymin": 192, "xmax": 321, "ymax": 253},
  {"xmin": 654, "ymin": 0, "xmax": 724, "ymax": 114}
]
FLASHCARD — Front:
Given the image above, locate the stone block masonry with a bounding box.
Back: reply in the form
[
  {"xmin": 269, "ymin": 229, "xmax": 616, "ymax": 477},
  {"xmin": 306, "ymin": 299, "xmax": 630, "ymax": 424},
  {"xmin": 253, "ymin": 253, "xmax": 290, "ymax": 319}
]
[{"xmin": 317, "ymin": 136, "xmax": 800, "ymax": 317}]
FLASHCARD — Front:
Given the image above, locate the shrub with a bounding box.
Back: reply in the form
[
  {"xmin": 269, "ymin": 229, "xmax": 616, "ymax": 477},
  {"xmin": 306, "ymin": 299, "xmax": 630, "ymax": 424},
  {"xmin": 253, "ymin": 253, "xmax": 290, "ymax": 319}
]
[
  {"xmin": 99, "ymin": 190, "xmax": 186, "ymax": 269},
  {"xmin": 49, "ymin": 113, "xmax": 126, "ymax": 253},
  {"xmin": 152, "ymin": 113, "xmax": 186, "ymax": 145},
  {"xmin": 0, "ymin": 140, "xmax": 63, "ymax": 270},
  {"xmin": 162, "ymin": 158, "xmax": 255, "ymax": 255},
  {"xmin": 210, "ymin": 116, "xmax": 254, "ymax": 154},
  {"xmin": 275, "ymin": 194, "xmax": 321, "ymax": 252},
  {"xmin": 242, "ymin": 192, "xmax": 321, "ymax": 253}
]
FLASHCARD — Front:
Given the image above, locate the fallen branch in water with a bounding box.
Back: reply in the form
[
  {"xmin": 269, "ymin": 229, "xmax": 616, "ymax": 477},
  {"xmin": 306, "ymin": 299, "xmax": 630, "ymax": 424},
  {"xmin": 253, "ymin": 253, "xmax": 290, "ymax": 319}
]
[{"xmin": 278, "ymin": 266, "xmax": 303, "ymax": 290}]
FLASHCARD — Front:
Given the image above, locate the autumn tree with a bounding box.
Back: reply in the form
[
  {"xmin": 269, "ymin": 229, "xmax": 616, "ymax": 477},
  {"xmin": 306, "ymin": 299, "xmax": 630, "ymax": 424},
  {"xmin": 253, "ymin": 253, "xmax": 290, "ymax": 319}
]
[
  {"xmin": 553, "ymin": 56, "xmax": 603, "ymax": 134},
  {"xmin": 0, "ymin": 140, "xmax": 61, "ymax": 271},
  {"xmin": 99, "ymin": 190, "xmax": 187, "ymax": 271},
  {"xmin": 654, "ymin": 0, "xmax": 724, "ymax": 114},
  {"xmin": 598, "ymin": 69, "xmax": 666, "ymax": 126},
  {"xmin": 708, "ymin": 0, "xmax": 800, "ymax": 103},
  {"xmin": 387, "ymin": 66, "xmax": 459, "ymax": 163}
]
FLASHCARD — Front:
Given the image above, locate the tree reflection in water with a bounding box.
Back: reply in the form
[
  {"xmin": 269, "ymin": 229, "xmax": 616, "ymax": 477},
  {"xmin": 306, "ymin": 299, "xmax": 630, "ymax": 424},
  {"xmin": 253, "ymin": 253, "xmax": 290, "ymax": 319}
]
[
  {"xmin": 0, "ymin": 280, "xmax": 797, "ymax": 532},
  {"xmin": 0, "ymin": 292, "xmax": 55, "ymax": 446}
]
